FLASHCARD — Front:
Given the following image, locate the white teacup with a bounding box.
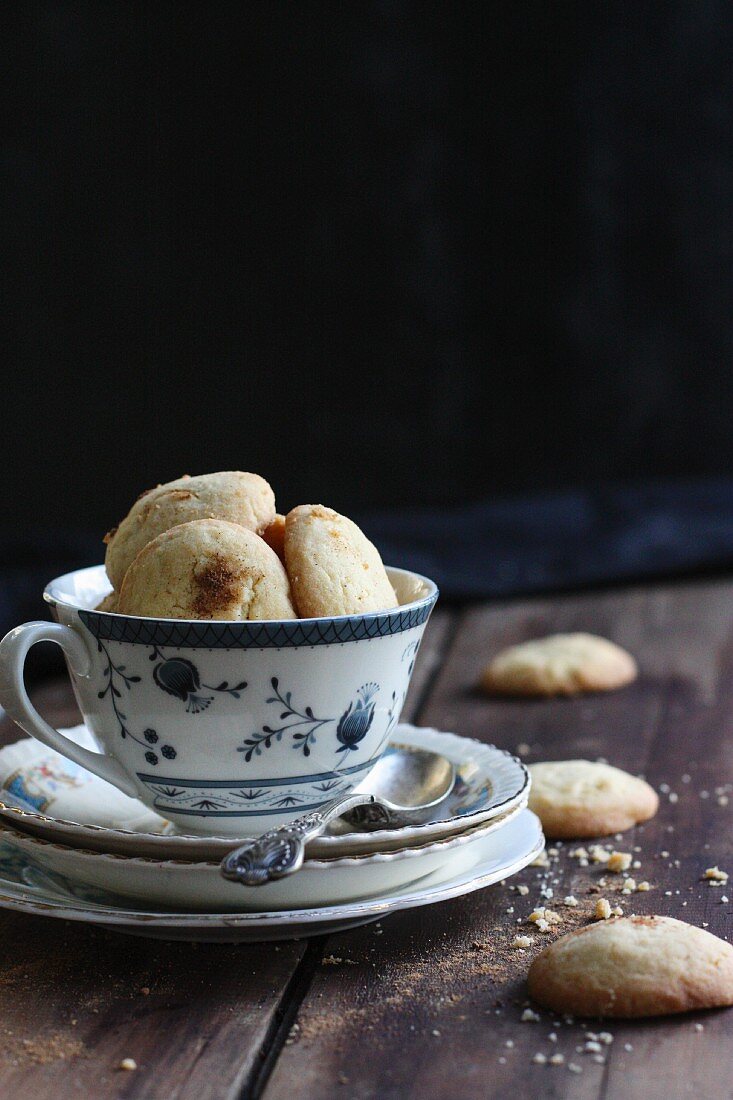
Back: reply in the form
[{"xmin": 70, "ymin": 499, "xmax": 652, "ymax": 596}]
[{"xmin": 0, "ymin": 565, "xmax": 438, "ymax": 836}]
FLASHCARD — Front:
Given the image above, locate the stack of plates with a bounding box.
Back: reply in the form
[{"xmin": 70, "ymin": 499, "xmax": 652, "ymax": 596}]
[{"xmin": 0, "ymin": 723, "xmax": 542, "ymax": 942}]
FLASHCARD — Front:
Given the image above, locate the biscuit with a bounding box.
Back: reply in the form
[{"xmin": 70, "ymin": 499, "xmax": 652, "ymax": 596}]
[
  {"xmin": 480, "ymin": 633, "xmax": 637, "ymax": 697},
  {"xmin": 528, "ymin": 759, "xmax": 658, "ymax": 838},
  {"xmin": 104, "ymin": 472, "xmax": 276, "ymax": 591},
  {"xmin": 95, "ymin": 592, "xmax": 118, "ymax": 613},
  {"xmin": 261, "ymin": 513, "xmax": 286, "ymax": 561},
  {"xmin": 528, "ymin": 916, "xmax": 733, "ymax": 1018},
  {"xmin": 118, "ymin": 519, "xmax": 297, "ymax": 620},
  {"xmin": 284, "ymin": 505, "xmax": 397, "ymax": 617}
]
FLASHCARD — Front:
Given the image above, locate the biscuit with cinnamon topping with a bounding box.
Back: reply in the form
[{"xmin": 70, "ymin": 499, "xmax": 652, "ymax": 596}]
[
  {"xmin": 105, "ymin": 472, "xmax": 276, "ymax": 591},
  {"xmin": 118, "ymin": 519, "xmax": 296, "ymax": 620}
]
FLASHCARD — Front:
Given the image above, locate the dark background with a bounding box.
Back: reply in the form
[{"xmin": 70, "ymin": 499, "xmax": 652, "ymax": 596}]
[{"xmin": 4, "ymin": 1, "xmax": 733, "ymax": 614}]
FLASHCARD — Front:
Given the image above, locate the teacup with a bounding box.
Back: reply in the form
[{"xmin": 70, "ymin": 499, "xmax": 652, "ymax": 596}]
[{"xmin": 0, "ymin": 565, "xmax": 438, "ymax": 836}]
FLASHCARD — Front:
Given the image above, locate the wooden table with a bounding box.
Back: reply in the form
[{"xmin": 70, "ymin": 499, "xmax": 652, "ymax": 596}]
[{"xmin": 0, "ymin": 579, "xmax": 731, "ymax": 1099}]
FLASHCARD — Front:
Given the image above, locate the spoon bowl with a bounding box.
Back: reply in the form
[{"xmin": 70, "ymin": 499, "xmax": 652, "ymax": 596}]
[
  {"xmin": 221, "ymin": 748, "xmax": 456, "ymax": 886},
  {"xmin": 352, "ymin": 746, "xmax": 456, "ymax": 817}
]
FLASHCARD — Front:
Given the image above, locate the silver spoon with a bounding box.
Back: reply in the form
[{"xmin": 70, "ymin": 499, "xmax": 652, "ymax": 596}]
[{"xmin": 220, "ymin": 747, "xmax": 456, "ymax": 886}]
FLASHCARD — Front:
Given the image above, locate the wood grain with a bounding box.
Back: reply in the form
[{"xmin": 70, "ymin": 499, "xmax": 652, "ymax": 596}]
[
  {"xmin": 263, "ymin": 582, "xmax": 733, "ymax": 1100},
  {"xmin": 0, "ymin": 914, "xmax": 310, "ymax": 1100}
]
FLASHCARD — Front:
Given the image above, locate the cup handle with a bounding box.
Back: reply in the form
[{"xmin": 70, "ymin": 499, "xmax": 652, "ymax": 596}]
[{"xmin": 0, "ymin": 621, "xmax": 138, "ymax": 798}]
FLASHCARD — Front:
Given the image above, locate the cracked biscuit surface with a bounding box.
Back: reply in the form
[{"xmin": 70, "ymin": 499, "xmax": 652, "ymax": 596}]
[
  {"xmin": 284, "ymin": 505, "xmax": 397, "ymax": 618},
  {"xmin": 104, "ymin": 472, "xmax": 276, "ymax": 591},
  {"xmin": 118, "ymin": 519, "xmax": 296, "ymax": 620},
  {"xmin": 528, "ymin": 759, "xmax": 658, "ymax": 838},
  {"xmin": 480, "ymin": 632, "xmax": 637, "ymax": 696},
  {"xmin": 528, "ymin": 916, "xmax": 733, "ymax": 1017}
]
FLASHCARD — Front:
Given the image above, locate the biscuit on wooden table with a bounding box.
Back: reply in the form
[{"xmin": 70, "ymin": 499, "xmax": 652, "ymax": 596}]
[
  {"xmin": 480, "ymin": 633, "xmax": 637, "ymax": 697},
  {"xmin": 528, "ymin": 916, "xmax": 733, "ymax": 1018},
  {"xmin": 528, "ymin": 759, "xmax": 658, "ymax": 838}
]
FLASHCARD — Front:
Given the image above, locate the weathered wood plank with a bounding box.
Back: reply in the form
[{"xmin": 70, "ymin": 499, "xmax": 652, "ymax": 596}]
[
  {"xmin": 0, "ymin": 915, "xmax": 309, "ymax": 1100},
  {"xmin": 0, "ymin": 611, "xmax": 456, "ymax": 1099},
  {"xmin": 263, "ymin": 581, "xmax": 733, "ymax": 1100}
]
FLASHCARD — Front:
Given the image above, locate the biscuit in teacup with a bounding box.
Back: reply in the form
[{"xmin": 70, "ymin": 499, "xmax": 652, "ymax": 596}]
[
  {"xmin": 480, "ymin": 633, "xmax": 637, "ymax": 697},
  {"xmin": 118, "ymin": 519, "xmax": 296, "ymax": 620},
  {"xmin": 284, "ymin": 505, "xmax": 397, "ymax": 617},
  {"xmin": 528, "ymin": 759, "xmax": 658, "ymax": 838},
  {"xmin": 528, "ymin": 916, "xmax": 733, "ymax": 1017},
  {"xmin": 105, "ymin": 471, "xmax": 276, "ymax": 591},
  {"xmin": 95, "ymin": 592, "xmax": 118, "ymax": 613},
  {"xmin": 261, "ymin": 513, "xmax": 286, "ymax": 562}
]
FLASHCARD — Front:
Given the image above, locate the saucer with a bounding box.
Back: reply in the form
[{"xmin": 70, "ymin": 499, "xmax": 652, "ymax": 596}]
[
  {"xmin": 0, "ymin": 724, "xmax": 529, "ymax": 860},
  {"xmin": 0, "ymin": 805, "xmax": 523, "ymax": 911},
  {"xmin": 0, "ymin": 809, "xmax": 544, "ymax": 941}
]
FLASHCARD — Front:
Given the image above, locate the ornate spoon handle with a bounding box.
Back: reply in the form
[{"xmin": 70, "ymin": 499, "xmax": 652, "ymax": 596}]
[{"xmin": 220, "ymin": 792, "xmax": 392, "ymax": 886}]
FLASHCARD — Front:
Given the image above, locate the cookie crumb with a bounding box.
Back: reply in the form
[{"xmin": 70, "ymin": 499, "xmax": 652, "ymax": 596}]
[
  {"xmin": 528, "ymin": 907, "xmax": 562, "ymax": 927},
  {"xmin": 512, "ymin": 935, "xmax": 534, "ymax": 949},
  {"xmin": 607, "ymin": 851, "xmax": 632, "ymax": 873}
]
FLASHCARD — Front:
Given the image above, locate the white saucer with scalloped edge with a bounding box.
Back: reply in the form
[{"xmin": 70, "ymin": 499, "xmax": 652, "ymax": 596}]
[
  {"xmin": 0, "ymin": 723, "xmax": 529, "ymax": 860},
  {"xmin": 0, "ymin": 808, "xmax": 544, "ymax": 941}
]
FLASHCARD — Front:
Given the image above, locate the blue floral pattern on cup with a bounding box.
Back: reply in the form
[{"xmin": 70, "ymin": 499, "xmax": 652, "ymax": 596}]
[
  {"xmin": 152, "ymin": 655, "xmax": 247, "ymax": 714},
  {"xmin": 96, "ymin": 641, "xmax": 178, "ymax": 767},
  {"xmin": 335, "ymin": 683, "xmax": 378, "ymax": 752},
  {"xmin": 238, "ymin": 678, "xmax": 381, "ymax": 762}
]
